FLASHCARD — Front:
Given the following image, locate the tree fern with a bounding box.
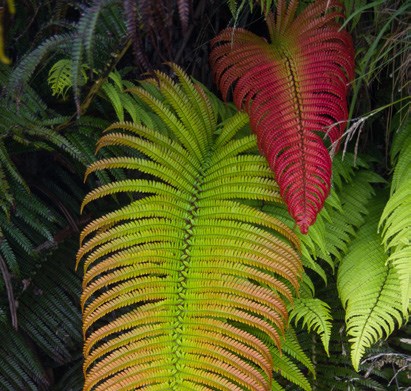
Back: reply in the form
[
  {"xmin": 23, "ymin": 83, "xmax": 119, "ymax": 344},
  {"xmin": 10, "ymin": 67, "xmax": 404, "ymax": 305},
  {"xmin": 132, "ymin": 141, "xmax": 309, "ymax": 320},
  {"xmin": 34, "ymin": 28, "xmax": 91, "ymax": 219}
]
[{"xmin": 78, "ymin": 65, "xmax": 302, "ymax": 390}]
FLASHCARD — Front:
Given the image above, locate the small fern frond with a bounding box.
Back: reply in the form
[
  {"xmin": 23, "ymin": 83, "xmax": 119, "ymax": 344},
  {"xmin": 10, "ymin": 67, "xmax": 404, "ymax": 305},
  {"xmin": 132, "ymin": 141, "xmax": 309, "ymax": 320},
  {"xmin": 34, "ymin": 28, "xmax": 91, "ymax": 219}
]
[
  {"xmin": 210, "ymin": 0, "xmax": 355, "ymax": 233},
  {"xmin": 177, "ymin": 0, "xmax": 192, "ymax": 32},
  {"xmin": 338, "ymin": 192, "xmax": 406, "ymax": 371},
  {"xmin": 78, "ymin": 64, "xmax": 302, "ymax": 390},
  {"xmin": 7, "ymin": 34, "xmax": 72, "ymax": 96},
  {"xmin": 48, "ymin": 59, "xmax": 89, "ymax": 99},
  {"xmin": 290, "ymin": 298, "xmax": 332, "ymax": 355}
]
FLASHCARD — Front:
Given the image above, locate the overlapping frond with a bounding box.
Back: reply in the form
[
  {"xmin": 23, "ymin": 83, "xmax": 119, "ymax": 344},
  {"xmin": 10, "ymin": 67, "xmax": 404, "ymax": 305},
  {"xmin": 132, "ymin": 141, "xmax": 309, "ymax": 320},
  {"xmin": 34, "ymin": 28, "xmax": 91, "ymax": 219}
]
[
  {"xmin": 303, "ymin": 154, "xmax": 384, "ymax": 268},
  {"xmin": 261, "ymin": 153, "xmax": 383, "ymax": 285},
  {"xmin": 210, "ymin": 0, "xmax": 355, "ymax": 233},
  {"xmin": 379, "ymin": 118, "xmax": 411, "ymax": 314},
  {"xmin": 299, "ymin": 280, "xmax": 397, "ymax": 391},
  {"xmin": 338, "ymin": 192, "xmax": 406, "ymax": 370},
  {"xmin": 78, "ymin": 64, "xmax": 302, "ymax": 390}
]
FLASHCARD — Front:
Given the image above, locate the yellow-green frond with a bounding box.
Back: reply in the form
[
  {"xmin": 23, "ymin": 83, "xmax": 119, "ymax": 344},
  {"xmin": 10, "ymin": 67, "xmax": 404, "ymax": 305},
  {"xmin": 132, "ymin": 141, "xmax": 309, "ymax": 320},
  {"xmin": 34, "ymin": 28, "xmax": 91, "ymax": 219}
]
[{"xmin": 78, "ymin": 65, "xmax": 302, "ymax": 390}]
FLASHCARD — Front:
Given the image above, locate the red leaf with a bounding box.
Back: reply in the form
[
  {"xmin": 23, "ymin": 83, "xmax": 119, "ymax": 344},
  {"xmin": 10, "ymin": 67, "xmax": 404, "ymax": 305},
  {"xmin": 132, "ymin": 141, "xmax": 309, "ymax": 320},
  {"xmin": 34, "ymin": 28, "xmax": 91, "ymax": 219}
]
[{"xmin": 210, "ymin": 0, "xmax": 354, "ymax": 233}]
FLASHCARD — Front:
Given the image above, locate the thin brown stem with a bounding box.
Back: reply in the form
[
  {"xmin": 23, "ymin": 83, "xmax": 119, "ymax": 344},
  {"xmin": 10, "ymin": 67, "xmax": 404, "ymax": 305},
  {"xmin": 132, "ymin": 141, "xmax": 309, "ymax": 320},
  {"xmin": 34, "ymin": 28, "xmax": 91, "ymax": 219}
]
[{"xmin": 0, "ymin": 251, "xmax": 18, "ymax": 330}]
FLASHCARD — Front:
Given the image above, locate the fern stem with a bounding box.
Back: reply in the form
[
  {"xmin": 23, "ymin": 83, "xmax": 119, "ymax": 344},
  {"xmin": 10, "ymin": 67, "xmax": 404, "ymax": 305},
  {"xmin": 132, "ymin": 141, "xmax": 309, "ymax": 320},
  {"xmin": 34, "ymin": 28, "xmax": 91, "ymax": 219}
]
[{"xmin": 0, "ymin": 252, "xmax": 18, "ymax": 330}]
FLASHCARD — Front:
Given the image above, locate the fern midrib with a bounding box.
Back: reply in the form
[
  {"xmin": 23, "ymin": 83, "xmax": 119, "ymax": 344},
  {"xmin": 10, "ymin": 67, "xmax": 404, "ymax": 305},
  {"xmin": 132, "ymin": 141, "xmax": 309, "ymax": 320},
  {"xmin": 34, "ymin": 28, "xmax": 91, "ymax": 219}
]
[
  {"xmin": 170, "ymin": 148, "xmax": 213, "ymax": 389},
  {"xmin": 351, "ymin": 262, "xmax": 391, "ymax": 364},
  {"xmin": 281, "ymin": 49, "xmax": 307, "ymax": 229}
]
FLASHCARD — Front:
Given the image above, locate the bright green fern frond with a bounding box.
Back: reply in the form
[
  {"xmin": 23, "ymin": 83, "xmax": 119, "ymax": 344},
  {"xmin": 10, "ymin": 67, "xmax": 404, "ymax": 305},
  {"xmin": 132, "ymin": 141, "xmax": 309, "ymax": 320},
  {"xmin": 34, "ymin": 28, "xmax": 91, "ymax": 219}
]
[
  {"xmin": 307, "ymin": 154, "xmax": 384, "ymax": 267},
  {"xmin": 48, "ymin": 59, "xmax": 89, "ymax": 99},
  {"xmin": 379, "ymin": 118, "xmax": 411, "ymax": 314},
  {"xmin": 338, "ymin": 191, "xmax": 406, "ymax": 371},
  {"xmin": 7, "ymin": 34, "xmax": 73, "ymax": 96},
  {"xmin": 78, "ymin": 65, "xmax": 302, "ymax": 390}
]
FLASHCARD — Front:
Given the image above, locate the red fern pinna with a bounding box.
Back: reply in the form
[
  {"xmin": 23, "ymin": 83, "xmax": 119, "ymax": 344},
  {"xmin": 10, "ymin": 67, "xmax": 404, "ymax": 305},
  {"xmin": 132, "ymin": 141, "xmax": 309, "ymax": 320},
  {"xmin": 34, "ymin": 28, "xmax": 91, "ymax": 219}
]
[{"xmin": 210, "ymin": 0, "xmax": 355, "ymax": 233}]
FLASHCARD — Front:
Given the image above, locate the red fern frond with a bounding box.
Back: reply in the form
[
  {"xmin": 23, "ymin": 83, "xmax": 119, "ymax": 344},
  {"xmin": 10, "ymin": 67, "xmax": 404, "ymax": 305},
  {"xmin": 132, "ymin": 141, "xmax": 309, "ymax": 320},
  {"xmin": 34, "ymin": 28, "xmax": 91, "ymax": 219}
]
[{"xmin": 210, "ymin": 0, "xmax": 354, "ymax": 233}]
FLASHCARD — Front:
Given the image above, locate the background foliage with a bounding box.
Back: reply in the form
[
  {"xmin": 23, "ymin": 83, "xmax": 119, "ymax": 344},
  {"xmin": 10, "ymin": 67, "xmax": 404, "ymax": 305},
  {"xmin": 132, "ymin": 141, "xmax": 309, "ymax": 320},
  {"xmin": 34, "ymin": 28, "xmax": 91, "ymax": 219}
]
[{"xmin": 0, "ymin": 0, "xmax": 409, "ymax": 389}]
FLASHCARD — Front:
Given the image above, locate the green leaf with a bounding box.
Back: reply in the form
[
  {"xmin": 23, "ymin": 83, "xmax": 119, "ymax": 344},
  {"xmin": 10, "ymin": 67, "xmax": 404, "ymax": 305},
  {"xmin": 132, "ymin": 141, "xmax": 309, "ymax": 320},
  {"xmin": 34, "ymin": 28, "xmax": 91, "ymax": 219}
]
[{"xmin": 338, "ymin": 192, "xmax": 406, "ymax": 370}]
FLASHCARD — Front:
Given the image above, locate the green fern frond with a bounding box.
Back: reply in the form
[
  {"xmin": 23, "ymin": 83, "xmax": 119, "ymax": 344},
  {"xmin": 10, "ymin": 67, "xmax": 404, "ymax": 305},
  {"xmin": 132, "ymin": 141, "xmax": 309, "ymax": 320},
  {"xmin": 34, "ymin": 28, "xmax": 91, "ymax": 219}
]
[
  {"xmin": 290, "ymin": 298, "xmax": 332, "ymax": 355},
  {"xmin": 7, "ymin": 34, "xmax": 73, "ymax": 96},
  {"xmin": 0, "ymin": 238, "xmax": 18, "ymax": 275},
  {"xmin": 78, "ymin": 64, "xmax": 302, "ymax": 390},
  {"xmin": 379, "ymin": 118, "xmax": 411, "ymax": 315},
  {"xmin": 227, "ymin": 0, "xmax": 274, "ymax": 16},
  {"xmin": 0, "ymin": 141, "xmax": 29, "ymax": 193},
  {"xmin": 271, "ymin": 348, "xmax": 312, "ymax": 390},
  {"xmin": 54, "ymin": 359, "xmax": 83, "ymax": 391},
  {"xmin": 18, "ymin": 240, "xmax": 82, "ymax": 364},
  {"xmin": 0, "ymin": 324, "xmax": 48, "ymax": 390},
  {"xmin": 338, "ymin": 191, "xmax": 406, "ymax": 371},
  {"xmin": 71, "ymin": 0, "xmax": 126, "ymax": 109},
  {"xmin": 48, "ymin": 59, "xmax": 89, "ymax": 99},
  {"xmin": 248, "ymin": 326, "xmax": 314, "ymax": 390},
  {"xmin": 301, "ymin": 278, "xmax": 405, "ymax": 390}
]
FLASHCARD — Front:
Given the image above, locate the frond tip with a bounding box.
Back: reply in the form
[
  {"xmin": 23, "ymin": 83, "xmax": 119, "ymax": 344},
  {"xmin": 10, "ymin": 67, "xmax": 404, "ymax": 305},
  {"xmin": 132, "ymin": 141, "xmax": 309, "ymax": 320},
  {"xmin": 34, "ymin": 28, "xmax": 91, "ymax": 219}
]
[
  {"xmin": 78, "ymin": 64, "xmax": 302, "ymax": 390},
  {"xmin": 210, "ymin": 0, "xmax": 355, "ymax": 234}
]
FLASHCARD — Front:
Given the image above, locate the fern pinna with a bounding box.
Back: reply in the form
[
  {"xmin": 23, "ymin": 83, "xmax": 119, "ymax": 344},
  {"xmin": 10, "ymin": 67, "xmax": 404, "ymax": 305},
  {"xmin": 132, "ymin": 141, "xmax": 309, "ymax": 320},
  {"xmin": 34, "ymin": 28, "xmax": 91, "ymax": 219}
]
[
  {"xmin": 77, "ymin": 65, "xmax": 302, "ymax": 390},
  {"xmin": 210, "ymin": 0, "xmax": 355, "ymax": 233}
]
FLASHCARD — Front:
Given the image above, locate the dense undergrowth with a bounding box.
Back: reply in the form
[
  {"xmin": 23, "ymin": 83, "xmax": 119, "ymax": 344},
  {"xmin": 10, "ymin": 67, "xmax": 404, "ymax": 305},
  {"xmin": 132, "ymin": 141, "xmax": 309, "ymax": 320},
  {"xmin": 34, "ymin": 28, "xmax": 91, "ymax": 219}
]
[{"xmin": 0, "ymin": 0, "xmax": 409, "ymax": 389}]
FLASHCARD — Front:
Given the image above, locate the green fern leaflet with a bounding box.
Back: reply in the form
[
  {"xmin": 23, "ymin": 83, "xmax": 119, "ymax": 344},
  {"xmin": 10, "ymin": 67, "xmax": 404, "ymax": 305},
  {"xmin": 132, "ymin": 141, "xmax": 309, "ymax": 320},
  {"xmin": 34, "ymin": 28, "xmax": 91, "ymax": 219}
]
[{"xmin": 78, "ymin": 65, "xmax": 302, "ymax": 390}]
